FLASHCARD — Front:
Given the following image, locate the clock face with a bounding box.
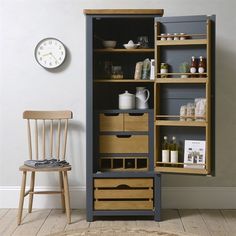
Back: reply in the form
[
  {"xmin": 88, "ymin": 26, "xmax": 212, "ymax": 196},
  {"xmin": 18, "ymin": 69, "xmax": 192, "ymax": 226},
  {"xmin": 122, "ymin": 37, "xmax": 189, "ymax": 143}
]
[{"xmin": 35, "ymin": 38, "xmax": 66, "ymax": 69}]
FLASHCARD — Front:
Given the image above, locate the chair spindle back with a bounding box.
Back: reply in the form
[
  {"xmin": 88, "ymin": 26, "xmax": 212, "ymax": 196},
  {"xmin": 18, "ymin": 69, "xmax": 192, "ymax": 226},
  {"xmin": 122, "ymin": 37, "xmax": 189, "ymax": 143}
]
[{"xmin": 23, "ymin": 111, "xmax": 73, "ymax": 161}]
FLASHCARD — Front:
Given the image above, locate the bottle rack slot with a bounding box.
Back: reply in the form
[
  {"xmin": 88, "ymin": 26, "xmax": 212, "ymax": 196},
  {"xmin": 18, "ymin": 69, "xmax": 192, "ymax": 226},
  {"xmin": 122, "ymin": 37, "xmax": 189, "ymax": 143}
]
[{"xmin": 99, "ymin": 157, "xmax": 148, "ymax": 171}]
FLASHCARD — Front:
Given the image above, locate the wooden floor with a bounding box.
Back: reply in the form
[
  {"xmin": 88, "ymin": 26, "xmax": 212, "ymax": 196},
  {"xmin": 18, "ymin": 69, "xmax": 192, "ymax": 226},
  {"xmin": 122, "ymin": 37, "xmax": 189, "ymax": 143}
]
[{"xmin": 0, "ymin": 209, "xmax": 235, "ymax": 235}]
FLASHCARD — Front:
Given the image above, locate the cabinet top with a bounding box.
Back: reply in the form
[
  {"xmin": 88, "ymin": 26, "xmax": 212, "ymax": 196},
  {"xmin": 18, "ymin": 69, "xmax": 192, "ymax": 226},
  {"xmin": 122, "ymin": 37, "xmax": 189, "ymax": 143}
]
[{"xmin": 83, "ymin": 9, "xmax": 164, "ymax": 16}]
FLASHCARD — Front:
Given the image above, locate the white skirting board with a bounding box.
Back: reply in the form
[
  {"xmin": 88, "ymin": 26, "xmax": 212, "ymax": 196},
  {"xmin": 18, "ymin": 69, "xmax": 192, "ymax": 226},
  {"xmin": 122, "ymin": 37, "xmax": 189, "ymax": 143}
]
[{"xmin": 1, "ymin": 186, "xmax": 236, "ymax": 209}]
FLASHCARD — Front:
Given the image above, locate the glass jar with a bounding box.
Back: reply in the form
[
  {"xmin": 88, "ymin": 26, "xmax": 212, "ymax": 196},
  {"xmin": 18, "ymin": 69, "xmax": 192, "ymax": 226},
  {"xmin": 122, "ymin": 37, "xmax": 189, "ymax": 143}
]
[
  {"xmin": 160, "ymin": 63, "xmax": 168, "ymax": 78},
  {"xmin": 111, "ymin": 66, "xmax": 123, "ymax": 79}
]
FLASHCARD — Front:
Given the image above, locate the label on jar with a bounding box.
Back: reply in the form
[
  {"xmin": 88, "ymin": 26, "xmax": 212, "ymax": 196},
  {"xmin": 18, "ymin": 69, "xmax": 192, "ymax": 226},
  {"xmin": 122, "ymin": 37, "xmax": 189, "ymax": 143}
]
[
  {"xmin": 160, "ymin": 68, "xmax": 168, "ymax": 74},
  {"xmin": 170, "ymin": 151, "xmax": 178, "ymax": 163},
  {"xmin": 162, "ymin": 150, "xmax": 169, "ymax": 163},
  {"xmin": 190, "ymin": 67, "xmax": 197, "ymax": 73},
  {"xmin": 198, "ymin": 67, "xmax": 205, "ymax": 73}
]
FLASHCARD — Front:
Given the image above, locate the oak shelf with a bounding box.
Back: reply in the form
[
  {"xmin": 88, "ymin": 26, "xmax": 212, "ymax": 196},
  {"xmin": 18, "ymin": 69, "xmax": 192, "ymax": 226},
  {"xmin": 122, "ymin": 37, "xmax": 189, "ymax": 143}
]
[
  {"xmin": 94, "ymin": 79, "xmax": 155, "ymax": 83},
  {"xmin": 155, "ymin": 120, "xmax": 207, "ymax": 127},
  {"xmin": 155, "ymin": 166, "xmax": 208, "ymax": 175},
  {"xmin": 156, "ymin": 39, "xmax": 207, "ymax": 46},
  {"xmin": 155, "ymin": 78, "xmax": 208, "ymax": 83},
  {"xmin": 94, "ymin": 48, "xmax": 155, "ymax": 53}
]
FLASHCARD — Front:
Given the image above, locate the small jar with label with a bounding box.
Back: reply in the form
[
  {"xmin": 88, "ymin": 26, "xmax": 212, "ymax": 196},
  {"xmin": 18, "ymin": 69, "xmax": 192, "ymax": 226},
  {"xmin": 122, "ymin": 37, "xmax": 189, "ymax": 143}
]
[
  {"xmin": 111, "ymin": 66, "xmax": 123, "ymax": 79},
  {"xmin": 167, "ymin": 33, "xmax": 172, "ymax": 40},
  {"xmin": 160, "ymin": 33, "xmax": 166, "ymax": 41},
  {"xmin": 190, "ymin": 56, "xmax": 198, "ymax": 77},
  {"xmin": 180, "ymin": 33, "xmax": 186, "ymax": 40},
  {"xmin": 174, "ymin": 33, "xmax": 179, "ymax": 40},
  {"xmin": 160, "ymin": 63, "xmax": 168, "ymax": 78},
  {"xmin": 198, "ymin": 56, "xmax": 206, "ymax": 77}
]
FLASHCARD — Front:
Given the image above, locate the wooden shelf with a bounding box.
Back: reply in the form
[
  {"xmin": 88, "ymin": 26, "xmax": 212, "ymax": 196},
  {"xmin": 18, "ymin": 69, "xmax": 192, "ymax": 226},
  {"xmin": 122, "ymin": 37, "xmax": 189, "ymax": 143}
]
[
  {"xmin": 157, "ymin": 72, "xmax": 207, "ymax": 76},
  {"xmin": 94, "ymin": 49, "xmax": 155, "ymax": 53},
  {"xmin": 84, "ymin": 9, "xmax": 164, "ymax": 15},
  {"xmin": 155, "ymin": 78, "xmax": 207, "ymax": 83},
  {"xmin": 155, "ymin": 120, "xmax": 207, "ymax": 127},
  {"xmin": 94, "ymin": 79, "xmax": 155, "ymax": 83},
  {"xmin": 155, "ymin": 166, "xmax": 208, "ymax": 175},
  {"xmin": 156, "ymin": 39, "xmax": 207, "ymax": 46}
]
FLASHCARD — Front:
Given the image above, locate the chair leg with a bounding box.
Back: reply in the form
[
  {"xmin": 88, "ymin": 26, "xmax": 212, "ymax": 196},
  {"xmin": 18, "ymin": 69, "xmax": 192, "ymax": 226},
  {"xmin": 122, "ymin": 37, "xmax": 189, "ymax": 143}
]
[
  {"xmin": 28, "ymin": 171, "xmax": 35, "ymax": 213},
  {"xmin": 59, "ymin": 171, "xmax": 65, "ymax": 212},
  {"xmin": 62, "ymin": 171, "xmax": 71, "ymax": 224},
  {"xmin": 17, "ymin": 171, "xmax": 27, "ymax": 225}
]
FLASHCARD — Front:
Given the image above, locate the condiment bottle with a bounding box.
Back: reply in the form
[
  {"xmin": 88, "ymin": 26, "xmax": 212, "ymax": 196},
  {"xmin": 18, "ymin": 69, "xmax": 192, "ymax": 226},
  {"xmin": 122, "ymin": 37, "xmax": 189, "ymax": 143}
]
[
  {"xmin": 190, "ymin": 56, "xmax": 198, "ymax": 77},
  {"xmin": 167, "ymin": 33, "xmax": 172, "ymax": 40},
  {"xmin": 174, "ymin": 33, "xmax": 179, "ymax": 40},
  {"xmin": 162, "ymin": 136, "xmax": 170, "ymax": 163},
  {"xmin": 198, "ymin": 56, "xmax": 206, "ymax": 77},
  {"xmin": 170, "ymin": 136, "xmax": 179, "ymax": 164}
]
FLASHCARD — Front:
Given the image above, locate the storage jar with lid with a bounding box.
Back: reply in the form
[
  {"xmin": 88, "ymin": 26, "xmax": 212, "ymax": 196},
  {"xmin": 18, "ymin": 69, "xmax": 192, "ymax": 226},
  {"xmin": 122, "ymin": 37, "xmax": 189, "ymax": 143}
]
[{"xmin": 119, "ymin": 91, "xmax": 135, "ymax": 110}]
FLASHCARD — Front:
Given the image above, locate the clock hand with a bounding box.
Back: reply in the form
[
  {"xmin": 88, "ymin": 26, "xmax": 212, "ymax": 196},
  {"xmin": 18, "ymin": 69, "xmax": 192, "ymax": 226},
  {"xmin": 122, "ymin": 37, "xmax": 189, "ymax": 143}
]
[
  {"xmin": 50, "ymin": 53, "xmax": 58, "ymax": 62},
  {"xmin": 42, "ymin": 52, "xmax": 51, "ymax": 57}
]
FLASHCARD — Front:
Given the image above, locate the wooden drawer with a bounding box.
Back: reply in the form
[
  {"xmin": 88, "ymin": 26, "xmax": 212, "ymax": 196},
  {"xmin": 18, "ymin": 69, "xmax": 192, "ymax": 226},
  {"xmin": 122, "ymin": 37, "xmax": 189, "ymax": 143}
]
[
  {"xmin": 99, "ymin": 113, "xmax": 123, "ymax": 131},
  {"xmin": 99, "ymin": 135, "xmax": 148, "ymax": 153},
  {"xmin": 94, "ymin": 178, "xmax": 153, "ymax": 210},
  {"xmin": 94, "ymin": 178, "xmax": 153, "ymax": 188},
  {"xmin": 124, "ymin": 113, "xmax": 148, "ymax": 131}
]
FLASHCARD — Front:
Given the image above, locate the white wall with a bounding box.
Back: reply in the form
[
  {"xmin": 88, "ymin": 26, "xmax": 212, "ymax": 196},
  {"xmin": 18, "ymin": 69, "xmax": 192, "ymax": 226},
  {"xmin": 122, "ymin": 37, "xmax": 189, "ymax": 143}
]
[{"xmin": 0, "ymin": 0, "xmax": 236, "ymax": 208}]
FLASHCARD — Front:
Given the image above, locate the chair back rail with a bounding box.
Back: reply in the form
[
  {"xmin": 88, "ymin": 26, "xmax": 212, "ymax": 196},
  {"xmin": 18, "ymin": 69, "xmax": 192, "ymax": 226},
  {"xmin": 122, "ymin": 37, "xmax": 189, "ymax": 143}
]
[{"xmin": 23, "ymin": 111, "xmax": 73, "ymax": 160}]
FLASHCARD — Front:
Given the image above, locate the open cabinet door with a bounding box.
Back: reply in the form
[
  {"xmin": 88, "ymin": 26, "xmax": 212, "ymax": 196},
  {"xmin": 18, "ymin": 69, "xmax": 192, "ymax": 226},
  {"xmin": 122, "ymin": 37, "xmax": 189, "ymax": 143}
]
[{"xmin": 154, "ymin": 15, "xmax": 215, "ymax": 175}]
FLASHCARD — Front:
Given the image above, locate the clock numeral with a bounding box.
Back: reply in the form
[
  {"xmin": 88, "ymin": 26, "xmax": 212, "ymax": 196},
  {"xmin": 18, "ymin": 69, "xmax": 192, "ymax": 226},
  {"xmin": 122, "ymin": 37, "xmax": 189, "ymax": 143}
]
[
  {"xmin": 59, "ymin": 57, "xmax": 62, "ymax": 61},
  {"xmin": 38, "ymin": 52, "xmax": 40, "ymax": 55},
  {"xmin": 49, "ymin": 41, "xmax": 52, "ymax": 44},
  {"xmin": 61, "ymin": 51, "xmax": 64, "ymax": 55},
  {"xmin": 55, "ymin": 61, "xmax": 58, "ymax": 64},
  {"xmin": 40, "ymin": 57, "xmax": 42, "ymax": 61},
  {"xmin": 40, "ymin": 46, "xmax": 44, "ymax": 50},
  {"xmin": 49, "ymin": 62, "xmax": 52, "ymax": 66}
]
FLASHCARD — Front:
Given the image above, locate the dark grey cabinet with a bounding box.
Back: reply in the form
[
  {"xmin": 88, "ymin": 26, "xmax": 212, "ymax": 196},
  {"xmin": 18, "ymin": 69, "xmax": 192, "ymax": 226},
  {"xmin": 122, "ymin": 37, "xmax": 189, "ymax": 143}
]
[{"xmin": 85, "ymin": 9, "xmax": 215, "ymax": 221}]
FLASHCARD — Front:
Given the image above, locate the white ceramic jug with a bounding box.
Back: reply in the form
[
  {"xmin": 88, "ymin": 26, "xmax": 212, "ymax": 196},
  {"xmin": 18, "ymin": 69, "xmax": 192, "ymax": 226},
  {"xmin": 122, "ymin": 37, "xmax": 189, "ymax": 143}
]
[
  {"xmin": 135, "ymin": 87, "xmax": 150, "ymax": 109},
  {"xmin": 119, "ymin": 91, "xmax": 135, "ymax": 110}
]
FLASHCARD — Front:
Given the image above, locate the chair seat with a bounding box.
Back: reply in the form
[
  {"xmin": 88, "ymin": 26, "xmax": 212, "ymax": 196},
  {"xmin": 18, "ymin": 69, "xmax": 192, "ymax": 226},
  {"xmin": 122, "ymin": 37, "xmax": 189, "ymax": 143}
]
[{"xmin": 19, "ymin": 165, "xmax": 71, "ymax": 172}]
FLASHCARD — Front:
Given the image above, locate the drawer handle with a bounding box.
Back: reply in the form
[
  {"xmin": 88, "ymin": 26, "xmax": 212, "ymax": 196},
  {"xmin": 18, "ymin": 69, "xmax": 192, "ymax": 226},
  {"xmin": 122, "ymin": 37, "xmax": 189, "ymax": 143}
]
[
  {"xmin": 103, "ymin": 113, "xmax": 119, "ymax": 116},
  {"xmin": 116, "ymin": 184, "xmax": 131, "ymax": 189},
  {"xmin": 116, "ymin": 135, "xmax": 131, "ymax": 138},
  {"xmin": 128, "ymin": 113, "xmax": 144, "ymax": 116}
]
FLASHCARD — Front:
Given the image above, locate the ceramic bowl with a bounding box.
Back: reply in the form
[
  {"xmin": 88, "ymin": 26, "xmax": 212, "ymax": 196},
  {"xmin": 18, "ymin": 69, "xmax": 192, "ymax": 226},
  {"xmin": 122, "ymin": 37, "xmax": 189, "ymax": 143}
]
[
  {"xmin": 102, "ymin": 40, "xmax": 117, "ymax": 49},
  {"xmin": 123, "ymin": 43, "xmax": 139, "ymax": 49}
]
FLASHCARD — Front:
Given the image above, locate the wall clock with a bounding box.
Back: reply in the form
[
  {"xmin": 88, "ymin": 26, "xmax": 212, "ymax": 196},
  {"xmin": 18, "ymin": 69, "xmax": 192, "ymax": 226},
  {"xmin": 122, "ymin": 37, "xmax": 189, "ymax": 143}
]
[{"xmin": 35, "ymin": 38, "xmax": 66, "ymax": 69}]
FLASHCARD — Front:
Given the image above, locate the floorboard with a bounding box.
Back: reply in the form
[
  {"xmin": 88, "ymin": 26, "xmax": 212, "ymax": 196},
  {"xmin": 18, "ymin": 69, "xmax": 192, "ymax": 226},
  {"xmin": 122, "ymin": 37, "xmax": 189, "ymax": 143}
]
[
  {"xmin": 159, "ymin": 209, "xmax": 185, "ymax": 233},
  {"xmin": 0, "ymin": 209, "xmax": 234, "ymax": 235},
  {"xmin": 179, "ymin": 209, "xmax": 211, "ymax": 236},
  {"xmin": 221, "ymin": 210, "xmax": 236, "ymax": 234},
  {"xmin": 13, "ymin": 209, "xmax": 51, "ymax": 236},
  {"xmin": 200, "ymin": 209, "xmax": 230, "ymax": 236},
  {"xmin": 37, "ymin": 209, "xmax": 67, "ymax": 235}
]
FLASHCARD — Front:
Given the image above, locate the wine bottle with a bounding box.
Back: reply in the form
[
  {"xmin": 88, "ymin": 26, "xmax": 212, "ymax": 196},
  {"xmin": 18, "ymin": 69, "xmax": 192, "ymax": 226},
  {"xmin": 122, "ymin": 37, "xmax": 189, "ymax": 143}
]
[
  {"xmin": 170, "ymin": 136, "xmax": 178, "ymax": 165},
  {"xmin": 162, "ymin": 136, "xmax": 170, "ymax": 164}
]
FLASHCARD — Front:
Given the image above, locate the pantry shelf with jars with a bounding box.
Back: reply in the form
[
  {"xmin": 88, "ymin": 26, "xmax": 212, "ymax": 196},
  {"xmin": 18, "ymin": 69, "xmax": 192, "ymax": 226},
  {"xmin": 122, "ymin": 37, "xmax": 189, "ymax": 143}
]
[
  {"xmin": 85, "ymin": 10, "xmax": 215, "ymax": 221},
  {"xmin": 154, "ymin": 15, "xmax": 215, "ymax": 175}
]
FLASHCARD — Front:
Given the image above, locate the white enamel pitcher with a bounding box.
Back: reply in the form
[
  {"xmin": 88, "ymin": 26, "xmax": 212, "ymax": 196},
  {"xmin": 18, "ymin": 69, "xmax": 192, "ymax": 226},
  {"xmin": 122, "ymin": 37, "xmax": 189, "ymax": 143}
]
[{"xmin": 135, "ymin": 87, "xmax": 150, "ymax": 109}]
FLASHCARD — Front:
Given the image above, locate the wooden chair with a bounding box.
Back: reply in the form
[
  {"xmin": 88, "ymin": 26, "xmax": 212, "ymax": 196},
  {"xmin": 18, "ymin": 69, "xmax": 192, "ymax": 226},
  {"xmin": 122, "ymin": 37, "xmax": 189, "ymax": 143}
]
[{"xmin": 17, "ymin": 110, "xmax": 73, "ymax": 225}]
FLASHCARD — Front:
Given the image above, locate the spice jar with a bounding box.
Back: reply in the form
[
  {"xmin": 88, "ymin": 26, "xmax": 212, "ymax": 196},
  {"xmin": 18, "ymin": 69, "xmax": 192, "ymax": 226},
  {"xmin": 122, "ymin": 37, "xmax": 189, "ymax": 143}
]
[
  {"xmin": 174, "ymin": 33, "xmax": 179, "ymax": 40},
  {"xmin": 167, "ymin": 33, "xmax": 172, "ymax": 40},
  {"xmin": 190, "ymin": 56, "xmax": 198, "ymax": 77},
  {"xmin": 160, "ymin": 33, "xmax": 166, "ymax": 41},
  {"xmin": 160, "ymin": 63, "xmax": 168, "ymax": 78},
  {"xmin": 180, "ymin": 33, "xmax": 186, "ymax": 40},
  {"xmin": 198, "ymin": 56, "xmax": 206, "ymax": 77}
]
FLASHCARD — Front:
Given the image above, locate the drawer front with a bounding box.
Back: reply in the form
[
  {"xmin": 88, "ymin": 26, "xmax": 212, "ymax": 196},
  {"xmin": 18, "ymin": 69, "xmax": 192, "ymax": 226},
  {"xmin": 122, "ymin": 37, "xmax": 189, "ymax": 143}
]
[
  {"xmin": 94, "ymin": 201, "xmax": 153, "ymax": 210},
  {"xmin": 124, "ymin": 113, "xmax": 149, "ymax": 131},
  {"xmin": 94, "ymin": 178, "xmax": 153, "ymax": 210},
  {"xmin": 99, "ymin": 135, "xmax": 148, "ymax": 153},
  {"xmin": 94, "ymin": 178, "xmax": 153, "ymax": 188},
  {"xmin": 99, "ymin": 113, "xmax": 124, "ymax": 131}
]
